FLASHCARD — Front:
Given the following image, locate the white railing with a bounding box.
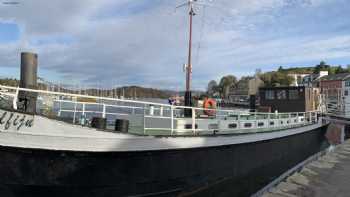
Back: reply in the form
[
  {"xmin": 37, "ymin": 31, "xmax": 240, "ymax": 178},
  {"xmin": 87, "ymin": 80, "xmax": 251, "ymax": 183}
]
[{"xmin": 0, "ymin": 85, "xmax": 320, "ymax": 136}]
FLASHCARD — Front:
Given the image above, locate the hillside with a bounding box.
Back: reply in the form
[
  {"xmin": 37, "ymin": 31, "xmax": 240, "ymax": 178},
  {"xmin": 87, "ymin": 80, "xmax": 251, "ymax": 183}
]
[{"xmin": 0, "ymin": 78, "xmax": 174, "ymax": 99}]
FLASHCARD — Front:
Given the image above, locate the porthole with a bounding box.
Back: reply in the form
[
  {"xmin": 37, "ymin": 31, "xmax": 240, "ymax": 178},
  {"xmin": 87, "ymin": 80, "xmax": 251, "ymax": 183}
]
[
  {"xmin": 258, "ymin": 122, "xmax": 264, "ymax": 127},
  {"xmin": 270, "ymin": 121, "xmax": 275, "ymax": 126},
  {"xmin": 244, "ymin": 123, "xmax": 252, "ymax": 128},
  {"xmin": 280, "ymin": 121, "xmax": 284, "ymax": 125},
  {"xmin": 228, "ymin": 123, "xmax": 238, "ymax": 129}
]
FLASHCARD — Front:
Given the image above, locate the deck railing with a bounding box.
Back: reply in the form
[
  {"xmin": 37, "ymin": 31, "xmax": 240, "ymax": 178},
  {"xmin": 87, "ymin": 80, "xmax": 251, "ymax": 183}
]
[{"xmin": 0, "ymin": 85, "xmax": 319, "ymax": 136}]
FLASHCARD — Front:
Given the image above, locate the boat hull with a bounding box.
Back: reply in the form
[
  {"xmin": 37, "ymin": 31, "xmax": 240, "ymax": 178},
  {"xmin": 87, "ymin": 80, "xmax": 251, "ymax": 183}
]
[{"xmin": 0, "ymin": 125, "xmax": 328, "ymax": 197}]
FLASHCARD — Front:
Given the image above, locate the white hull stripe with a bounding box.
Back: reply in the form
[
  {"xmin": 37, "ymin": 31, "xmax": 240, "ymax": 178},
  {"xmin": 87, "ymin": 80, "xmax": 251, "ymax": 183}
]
[{"xmin": 0, "ymin": 122, "xmax": 324, "ymax": 152}]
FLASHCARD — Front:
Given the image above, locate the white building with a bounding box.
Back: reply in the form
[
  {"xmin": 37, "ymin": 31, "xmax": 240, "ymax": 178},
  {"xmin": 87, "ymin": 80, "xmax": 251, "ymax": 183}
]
[
  {"xmin": 288, "ymin": 71, "xmax": 329, "ymax": 87},
  {"xmin": 288, "ymin": 73, "xmax": 310, "ymax": 86}
]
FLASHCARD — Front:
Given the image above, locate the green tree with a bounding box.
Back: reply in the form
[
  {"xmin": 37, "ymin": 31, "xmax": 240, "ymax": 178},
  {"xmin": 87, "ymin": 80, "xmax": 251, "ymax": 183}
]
[
  {"xmin": 278, "ymin": 66, "xmax": 284, "ymax": 72},
  {"xmin": 314, "ymin": 61, "xmax": 330, "ymax": 74},
  {"xmin": 207, "ymin": 80, "xmax": 218, "ymax": 96},
  {"xmin": 219, "ymin": 75, "xmax": 237, "ymax": 98},
  {"xmin": 347, "ymin": 64, "xmax": 350, "ymax": 72},
  {"xmin": 260, "ymin": 72, "xmax": 293, "ymax": 87},
  {"xmin": 334, "ymin": 65, "xmax": 346, "ymax": 74}
]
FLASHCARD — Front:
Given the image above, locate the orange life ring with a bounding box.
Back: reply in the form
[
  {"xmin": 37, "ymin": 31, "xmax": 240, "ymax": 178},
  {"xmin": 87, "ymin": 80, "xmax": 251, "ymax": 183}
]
[{"xmin": 203, "ymin": 99, "xmax": 217, "ymax": 116}]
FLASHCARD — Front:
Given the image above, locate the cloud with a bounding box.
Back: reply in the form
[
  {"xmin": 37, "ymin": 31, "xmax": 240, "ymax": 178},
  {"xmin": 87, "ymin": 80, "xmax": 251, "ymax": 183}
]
[{"xmin": 0, "ymin": 0, "xmax": 350, "ymax": 90}]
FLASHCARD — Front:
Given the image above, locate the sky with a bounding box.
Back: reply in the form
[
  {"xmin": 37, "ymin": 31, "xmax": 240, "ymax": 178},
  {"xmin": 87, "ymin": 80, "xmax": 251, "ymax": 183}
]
[{"xmin": 0, "ymin": 0, "xmax": 350, "ymax": 90}]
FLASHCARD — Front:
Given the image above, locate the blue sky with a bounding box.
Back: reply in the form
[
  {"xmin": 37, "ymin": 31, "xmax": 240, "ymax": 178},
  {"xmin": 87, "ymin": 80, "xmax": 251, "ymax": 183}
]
[
  {"xmin": 0, "ymin": 22, "xmax": 19, "ymax": 43},
  {"xmin": 0, "ymin": 0, "xmax": 350, "ymax": 90}
]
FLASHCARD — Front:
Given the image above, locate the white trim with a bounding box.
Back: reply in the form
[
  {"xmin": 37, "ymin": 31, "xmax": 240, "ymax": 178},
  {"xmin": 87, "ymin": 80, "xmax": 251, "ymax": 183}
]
[{"xmin": 0, "ymin": 121, "xmax": 324, "ymax": 152}]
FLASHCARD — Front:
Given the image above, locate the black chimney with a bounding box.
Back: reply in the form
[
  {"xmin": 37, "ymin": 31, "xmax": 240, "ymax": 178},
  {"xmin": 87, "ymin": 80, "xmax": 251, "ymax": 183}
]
[{"xmin": 18, "ymin": 52, "xmax": 38, "ymax": 114}]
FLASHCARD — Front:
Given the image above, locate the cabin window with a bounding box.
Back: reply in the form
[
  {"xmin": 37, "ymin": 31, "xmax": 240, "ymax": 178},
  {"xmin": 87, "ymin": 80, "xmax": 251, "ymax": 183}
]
[
  {"xmin": 345, "ymin": 90, "xmax": 349, "ymax": 96},
  {"xmin": 346, "ymin": 81, "xmax": 350, "ymax": 87},
  {"xmin": 244, "ymin": 123, "xmax": 252, "ymax": 128},
  {"xmin": 270, "ymin": 121, "xmax": 275, "ymax": 126},
  {"xmin": 289, "ymin": 90, "xmax": 299, "ymax": 100},
  {"xmin": 258, "ymin": 122, "xmax": 264, "ymax": 127},
  {"xmin": 185, "ymin": 124, "xmax": 198, "ymax": 129},
  {"xmin": 265, "ymin": 90, "xmax": 274, "ymax": 100},
  {"xmin": 228, "ymin": 123, "xmax": 238, "ymax": 129},
  {"xmin": 277, "ymin": 90, "xmax": 287, "ymax": 100}
]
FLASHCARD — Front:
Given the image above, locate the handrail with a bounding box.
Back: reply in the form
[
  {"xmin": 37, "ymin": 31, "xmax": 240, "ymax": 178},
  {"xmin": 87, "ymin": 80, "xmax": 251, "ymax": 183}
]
[
  {"xmin": 0, "ymin": 85, "xmax": 320, "ymax": 136},
  {"xmin": 0, "ymin": 85, "xmax": 320, "ymax": 116}
]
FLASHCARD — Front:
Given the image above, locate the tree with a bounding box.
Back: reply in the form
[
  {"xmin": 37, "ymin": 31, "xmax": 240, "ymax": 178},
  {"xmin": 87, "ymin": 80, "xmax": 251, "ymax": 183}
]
[
  {"xmin": 260, "ymin": 72, "xmax": 293, "ymax": 87},
  {"xmin": 334, "ymin": 66, "xmax": 345, "ymax": 74},
  {"xmin": 207, "ymin": 80, "xmax": 218, "ymax": 96},
  {"xmin": 218, "ymin": 75, "xmax": 237, "ymax": 98},
  {"xmin": 314, "ymin": 61, "xmax": 330, "ymax": 74},
  {"xmin": 278, "ymin": 66, "xmax": 284, "ymax": 72}
]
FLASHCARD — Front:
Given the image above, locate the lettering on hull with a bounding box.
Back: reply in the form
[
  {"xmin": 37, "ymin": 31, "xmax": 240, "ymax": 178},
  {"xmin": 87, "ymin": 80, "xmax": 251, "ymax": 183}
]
[{"xmin": 0, "ymin": 109, "xmax": 34, "ymax": 131}]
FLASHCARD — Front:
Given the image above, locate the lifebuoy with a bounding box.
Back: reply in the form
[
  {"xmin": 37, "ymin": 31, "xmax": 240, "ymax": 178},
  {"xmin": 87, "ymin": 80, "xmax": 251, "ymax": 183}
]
[{"xmin": 203, "ymin": 99, "xmax": 217, "ymax": 116}]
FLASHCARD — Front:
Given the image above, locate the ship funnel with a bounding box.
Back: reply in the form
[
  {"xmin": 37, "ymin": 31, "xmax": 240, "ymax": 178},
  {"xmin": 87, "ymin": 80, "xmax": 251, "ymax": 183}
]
[{"xmin": 18, "ymin": 52, "xmax": 38, "ymax": 114}]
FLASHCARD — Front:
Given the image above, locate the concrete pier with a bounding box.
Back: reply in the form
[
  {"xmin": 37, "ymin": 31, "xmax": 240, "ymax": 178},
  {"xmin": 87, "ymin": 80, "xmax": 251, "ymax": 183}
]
[{"xmin": 261, "ymin": 140, "xmax": 350, "ymax": 197}]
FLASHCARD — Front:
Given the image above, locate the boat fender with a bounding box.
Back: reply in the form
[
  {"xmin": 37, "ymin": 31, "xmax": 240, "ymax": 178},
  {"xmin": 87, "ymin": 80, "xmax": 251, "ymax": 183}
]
[
  {"xmin": 115, "ymin": 119, "xmax": 129, "ymax": 133},
  {"xmin": 91, "ymin": 117, "xmax": 107, "ymax": 130},
  {"xmin": 203, "ymin": 99, "xmax": 216, "ymax": 116}
]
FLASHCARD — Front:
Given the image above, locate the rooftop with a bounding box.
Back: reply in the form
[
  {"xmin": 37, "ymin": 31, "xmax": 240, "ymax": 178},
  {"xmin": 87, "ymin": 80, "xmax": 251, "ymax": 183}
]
[{"xmin": 320, "ymin": 73, "xmax": 350, "ymax": 81}]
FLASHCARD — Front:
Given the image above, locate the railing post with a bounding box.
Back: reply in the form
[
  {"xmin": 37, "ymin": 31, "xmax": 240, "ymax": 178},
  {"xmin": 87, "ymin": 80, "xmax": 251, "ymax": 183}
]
[
  {"xmin": 102, "ymin": 104, "xmax": 106, "ymax": 118},
  {"xmin": 160, "ymin": 106, "xmax": 164, "ymax": 117},
  {"xmin": 171, "ymin": 106, "xmax": 174, "ymax": 135},
  {"xmin": 73, "ymin": 100, "xmax": 77, "ymax": 124},
  {"xmin": 12, "ymin": 87, "xmax": 19, "ymax": 110},
  {"xmin": 58, "ymin": 100, "xmax": 62, "ymax": 117},
  {"xmin": 309, "ymin": 112, "xmax": 312, "ymax": 124},
  {"xmin": 192, "ymin": 108, "xmax": 196, "ymax": 135},
  {"xmin": 143, "ymin": 104, "xmax": 146, "ymax": 135},
  {"xmin": 150, "ymin": 105, "xmax": 154, "ymax": 116},
  {"xmin": 288, "ymin": 113, "xmax": 291, "ymax": 127},
  {"xmin": 254, "ymin": 111, "xmax": 257, "ymax": 129},
  {"xmin": 82, "ymin": 103, "xmax": 85, "ymax": 116},
  {"xmin": 238, "ymin": 112, "xmax": 241, "ymax": 129}
]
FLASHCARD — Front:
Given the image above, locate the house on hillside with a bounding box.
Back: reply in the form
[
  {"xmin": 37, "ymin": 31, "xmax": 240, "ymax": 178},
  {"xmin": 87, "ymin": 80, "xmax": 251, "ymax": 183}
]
[
  {"xmin": 287, "ymin": 71, "xmax": 328, "ymax": 87},
  {"xmin": 320, "ymin": 73, "xmax": 350, "ymax": 116},
  {"xmin": 228, "ymin": 76, "xmax": 264, "ymax": 103},
  {"xmin": 320, "ymin": 73, "xmax": 350, "ymax": 90},
  {"xmin": 288, "ymin": 73, "xmax": 310, "ymax": 86},
  {"xmin": 302, "ymin": 71, "xmax": 329, "ymax": 87}
]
